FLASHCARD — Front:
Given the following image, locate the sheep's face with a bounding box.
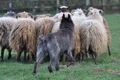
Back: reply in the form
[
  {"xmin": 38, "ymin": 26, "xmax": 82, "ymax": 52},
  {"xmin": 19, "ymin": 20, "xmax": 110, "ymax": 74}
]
[
  {"xmin": 87, "ymin": 9, "xmax": 103, "ymax": 16},
  {"xmin": 0, "ymin": 29, "xmax": 4, "ymax": 41},
  {"xmin": 87, "ymin": 7, "xmax": 104, "ymax": 16},
  {"xmin": 16, "ymin": 12, "xmax": 33, "ymax": 18}
]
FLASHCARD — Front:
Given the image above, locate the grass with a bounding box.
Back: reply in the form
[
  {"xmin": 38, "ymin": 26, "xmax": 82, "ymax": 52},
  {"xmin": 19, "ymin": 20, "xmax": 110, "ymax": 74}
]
[{"xmin": 0, "ymin": 14, "xmax": 120, "ymax": 80}]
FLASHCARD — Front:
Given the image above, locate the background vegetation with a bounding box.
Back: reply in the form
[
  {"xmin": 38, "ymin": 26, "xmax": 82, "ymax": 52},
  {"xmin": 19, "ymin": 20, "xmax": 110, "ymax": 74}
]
[{"xmin": 0, "ymin": 13, "xmax": 120, "ymax": 80}]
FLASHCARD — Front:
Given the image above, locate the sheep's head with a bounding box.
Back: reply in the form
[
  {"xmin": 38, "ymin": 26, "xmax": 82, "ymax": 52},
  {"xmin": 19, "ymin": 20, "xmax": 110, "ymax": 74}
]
[
  {"xmin": 58, "ymin": 6, "xmax": 70, "ymax": 12},
  {"xmin": 3, "ymin": 11, "xmax": 16, "ymax": 17},
  {"xmin": 16, "ymin": 11, "xmax": 33, "ymax": 18},
  {"xmin": 87, "ymin": 7, "xmax": 104, "ymax": 16}
]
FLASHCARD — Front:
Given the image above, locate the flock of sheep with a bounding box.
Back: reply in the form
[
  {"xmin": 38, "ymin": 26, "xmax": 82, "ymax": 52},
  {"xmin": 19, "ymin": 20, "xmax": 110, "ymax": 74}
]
[{"xmin": 0, "ymin": 6, "xmax": 111, "ymax": 65}]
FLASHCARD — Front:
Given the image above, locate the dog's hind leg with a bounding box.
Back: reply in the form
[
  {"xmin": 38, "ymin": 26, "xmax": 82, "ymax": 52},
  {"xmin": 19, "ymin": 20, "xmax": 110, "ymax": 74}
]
[
  {"xmin": 32, "ymin": 49, "xmax": 46, "ymax": 75},
  {"xmin": 48, "ymin": 55, "xmax": 55, "ymax": 73},
  {"xmin": 55, "ymin": 55, "xmax": 60, "ymax": 71}
]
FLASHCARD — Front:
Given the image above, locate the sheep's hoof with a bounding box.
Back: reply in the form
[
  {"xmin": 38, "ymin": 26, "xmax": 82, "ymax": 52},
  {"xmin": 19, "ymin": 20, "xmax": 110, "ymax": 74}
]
[{"xmin": 32, "ymin": 72, "xmax": 36, "ymax": 76}]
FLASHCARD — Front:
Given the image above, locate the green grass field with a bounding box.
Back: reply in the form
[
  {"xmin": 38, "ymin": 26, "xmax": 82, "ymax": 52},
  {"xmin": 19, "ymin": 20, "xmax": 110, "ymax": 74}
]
[{"xmin": 0, "ymin": 14, "xmax": 120, "ymax": 80}]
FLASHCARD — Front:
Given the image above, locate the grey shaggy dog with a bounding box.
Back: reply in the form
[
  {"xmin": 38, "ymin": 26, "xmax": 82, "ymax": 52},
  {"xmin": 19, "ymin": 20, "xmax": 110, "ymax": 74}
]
[{"xmin": 32, "ymin": 14, "xmax": 74, "ymax": 75}]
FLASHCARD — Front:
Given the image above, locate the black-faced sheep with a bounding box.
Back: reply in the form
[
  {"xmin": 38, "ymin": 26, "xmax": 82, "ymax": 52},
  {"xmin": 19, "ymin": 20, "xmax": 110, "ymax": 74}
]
[
  {"xmin": 58, "ymin": 6, "xmax": 70, "ymax": 12},
  {"xmin": 32, "ymin": 14, "xmax": 74, "ymax": 75},
  {"xmin": 9, "ymin": 18, "xmax": 36, "ymax": 63},
  {"xmin": 79, "ymin": 9, "xmax": 108, "ymax": 64},
  {"xmin": 0, "ymin": 17, "xmax": 17, "ymax": 61}
]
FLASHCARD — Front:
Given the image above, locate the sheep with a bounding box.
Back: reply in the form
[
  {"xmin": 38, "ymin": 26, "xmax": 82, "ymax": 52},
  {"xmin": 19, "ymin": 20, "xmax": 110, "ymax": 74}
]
[
  {"xmin": 16, "ymin": 11, "xmax": 33, "ymax": 18},
  {"xmin": 87, "ymin": 7, "xmax": 111, "ymax": 56},
  {"xmin": 35, "ymin": 17, "xmax": 55, "ymax": 44},
  {"xmin": 79, "ymin": 9, "xmax": 108, "ymax": 64},
  {"xmin": 0, "ymin": 17, "xmax": 17, "ymax": 61},
  {"xmin": 32, "ymin": 14, "xmax": 74, "ymax": 75},
  {"xmin": 58, "ymin": 6, "xmax": 70, "ymax": 12},
  {"xmin": 3, "ymin": 11, "xmax": 16, "ymax": 18},
  {"xmin": 34, "ymin": 14, "xmax": 51, "ymax": 20},
  {"xmin": 9, "ymin": 18, "xmax": 36, "ymax": 63}
]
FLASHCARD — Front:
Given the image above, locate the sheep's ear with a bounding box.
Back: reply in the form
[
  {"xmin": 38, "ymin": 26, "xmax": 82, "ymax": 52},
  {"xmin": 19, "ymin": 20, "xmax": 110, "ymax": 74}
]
[
  {"xmin": 58, "ymin": 7, "xmax": 61, "ymax": 10},
  {"xmin": 15, "ymin": 14, "xmax": 19, "ymax": 18},
  {"xmin": 33, "ymin": 15, "xmax": 37, "ymax": 20},
  {"xmin": 67, "ymin": 6, "xmax": 70, "ymax": 9},
  {"xmin": 28, "ymin": 13, "xmax": 33, "ymax": 18},
  {"xmin": 99, "ymin": 9, "xmax": 104, "ymax": 15}
]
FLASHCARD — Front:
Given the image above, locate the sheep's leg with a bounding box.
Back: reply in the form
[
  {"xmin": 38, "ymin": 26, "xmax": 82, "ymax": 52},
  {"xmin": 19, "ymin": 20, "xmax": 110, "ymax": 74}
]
[
  {"xmin": 0, "ymin": 47, "xmax": 5, "ymax": 61},
  {"xmin": 16, "ymin": 51, "xmax": 22, "ymax": 62},
  {"xmin": 108, "ymin": 45, "xmax": 111, "ymax": 56},
  {"xmin": 91, "ymin": 52, "xmax": 97, "ymax": 65},
  {"xmin": 24, "ymin": 51, "xmax": 26, "ymax": 61},
  {"xmin": 80, "ymin": 50, "xmax": 85, "ymax": 61},
  {"xmin": 7, "ymin": 49, "xmax": 12, "ymax": 59},
  {"xmin": 66, "ymin": 51, "xmax": 74, "ymax": 67},
  {"xmin": 62, "ymin": 54, "xmax": 66, "ymax": 65},
  {"xmin": 29, "ymin": 53, "xmax": 33, "ymax": 63}
]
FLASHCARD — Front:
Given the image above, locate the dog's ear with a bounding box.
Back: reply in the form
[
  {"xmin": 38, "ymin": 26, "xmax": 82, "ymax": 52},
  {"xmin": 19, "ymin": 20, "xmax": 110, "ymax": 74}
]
[
  {"xmin": 39, "ymin": 35, "xmax": 46, "ymax": 42},
  {"xmin": 68, "ymin": 14, "xmax": 71, "ymax": 19},
  {"xmin": 62, "ymin": 14, "xmax": 65, "ymax": 19}
]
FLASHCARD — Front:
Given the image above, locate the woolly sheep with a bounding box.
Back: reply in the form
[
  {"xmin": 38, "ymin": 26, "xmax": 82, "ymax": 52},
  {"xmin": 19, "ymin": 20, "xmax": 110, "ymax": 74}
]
[
  {"xmin": 87, "ymin": 7, "xmax": 111, "ymax": 56},
  {"xmin": 79, "ymin": 9, "xmax": 108, "ymax": 64},
  {"xmin": 35, "ymin": 17, "xmax": 55, "ymax": 44},
  {"xmin": 9, "ymin": 18, "xmax": 36, "ymax": 63},
  {"xmin": 34, "ymin": 14, "xmax": 51, "ymax": 20},
  {"xmin": 0, "ymin": 17, "xmax": 17, "ymax": 61},
  {"xmin": 3, "ymin": 11, "xmax": 16, "ymax": 18},
  {"xmin": 16, "ymin": 11, "xmax": 33, "ymax": 18}
]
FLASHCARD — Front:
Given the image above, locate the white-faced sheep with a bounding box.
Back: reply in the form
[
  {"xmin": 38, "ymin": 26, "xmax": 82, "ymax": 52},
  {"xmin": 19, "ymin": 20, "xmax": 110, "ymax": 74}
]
[
  {"xmin": 0, "ymin": 17, "xmax": 17, "ymax": 61},
  {"xmin": 79, "ymin": 9, "xmax": 108, "ymax": 64},
  {"xmin": 9, "ymin": 18, "xmax": 36, "ymax": 63},
  {"xmin": 87, "ymin": 7, "xmax": 111, "ymax": 56}
]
